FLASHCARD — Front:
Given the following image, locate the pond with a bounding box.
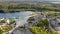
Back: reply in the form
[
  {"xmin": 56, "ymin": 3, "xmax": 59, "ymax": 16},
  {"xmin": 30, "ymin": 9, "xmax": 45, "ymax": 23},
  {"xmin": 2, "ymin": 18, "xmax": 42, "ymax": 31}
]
[{"xmin": 0, "ymin": 11, "xmax": 33, "ymax": 21}]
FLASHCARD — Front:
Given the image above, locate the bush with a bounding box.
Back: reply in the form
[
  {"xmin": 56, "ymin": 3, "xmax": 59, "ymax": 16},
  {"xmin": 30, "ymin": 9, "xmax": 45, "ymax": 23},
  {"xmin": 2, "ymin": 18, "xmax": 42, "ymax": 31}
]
[
  {"xmin": 0, "ymin": 20, "xmax": 5, "ymax": 25},
  {"xmin": 19, "ymin": 26, "xmax": 25, "ymax": 28},
  {"xmin": 0, "ymin": 20, "xmax": 5, "ymax": 23},
  {"xmin": 9, "ymin": 19, "xmax": 15, "ymax": 25},
  {"xmin": 28, "ymin": 17, "xmax": 35, "ymax": 21},
  {"xmin": 0, "ymin": 29, "xmax": 3, "ymax": 34},
  {"xmin": 37, "ymin": 19, "xmax": 49, "ymax": 27},
  {"xmin": 29, "ymin": 26, "xmax": 59, "ymax": 34},
  {"xmin": 1, "ymin": 25, "xmax": 13, "ymax": 32},
  {"xmin": 29, "ymin": 19, "xmax": 59, "ymax": 34}
]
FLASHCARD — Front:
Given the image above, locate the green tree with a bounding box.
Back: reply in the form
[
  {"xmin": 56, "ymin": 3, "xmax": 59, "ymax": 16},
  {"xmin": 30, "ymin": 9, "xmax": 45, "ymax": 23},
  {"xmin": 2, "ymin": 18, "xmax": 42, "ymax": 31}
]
[{"xmin": 0, "ymin": 29, "xmax": 3, "ymax": 34}]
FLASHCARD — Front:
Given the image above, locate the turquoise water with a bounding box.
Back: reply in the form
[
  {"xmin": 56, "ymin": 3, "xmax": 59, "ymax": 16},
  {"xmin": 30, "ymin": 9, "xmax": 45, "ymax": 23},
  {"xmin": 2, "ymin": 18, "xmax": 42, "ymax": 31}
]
[{"xmin": 0, "ymin": 11, "xmax": 32, "ymax": 21}]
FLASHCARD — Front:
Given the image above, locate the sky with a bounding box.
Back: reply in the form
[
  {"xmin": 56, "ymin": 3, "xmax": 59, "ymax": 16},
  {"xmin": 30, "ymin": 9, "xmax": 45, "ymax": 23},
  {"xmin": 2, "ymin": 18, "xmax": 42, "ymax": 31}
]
[{"xmin": 0, "ymin": 0, "xmax": 60, "ymax": 2}]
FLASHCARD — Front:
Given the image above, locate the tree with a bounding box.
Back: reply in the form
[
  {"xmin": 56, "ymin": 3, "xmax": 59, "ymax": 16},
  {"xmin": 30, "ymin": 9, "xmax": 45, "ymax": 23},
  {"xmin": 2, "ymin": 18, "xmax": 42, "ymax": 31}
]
[
  {"xmin": 37, "ymin": 19, "xmax": 49, "ymax": 27},
  {"xmin": 28, "ymin": 17, "xmax": 35, "ymax": 21},
  {"xmin": 43, "ymin": 19, "xmax": 49, "ymax": 26},
  {"xmin": 0, "ymin": 29, "xmax": 3, "ymax": 34}
]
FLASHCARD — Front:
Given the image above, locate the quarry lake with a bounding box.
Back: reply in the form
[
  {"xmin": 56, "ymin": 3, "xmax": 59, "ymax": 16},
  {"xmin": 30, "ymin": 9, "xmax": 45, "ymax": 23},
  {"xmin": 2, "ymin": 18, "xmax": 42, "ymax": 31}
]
[{"xmin": 0, "ymin": 11, "xmax": 33, "ymax": 21}]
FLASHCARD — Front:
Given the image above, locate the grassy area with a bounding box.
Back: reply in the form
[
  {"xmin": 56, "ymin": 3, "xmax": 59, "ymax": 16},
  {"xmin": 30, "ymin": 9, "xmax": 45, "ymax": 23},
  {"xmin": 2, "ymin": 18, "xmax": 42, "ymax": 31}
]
[
  {"xmin": 29, "ymin": 19, "xmax": 60, "ymax": 34},
  {"xmin": 0, "ymin": 25, "xmax": 14, "ymax": 34},
  {"xmin": 42, "ymin": 10, "xmax": 60, "ymax": 15},
  {"xmin": 8, "ymin": 19, "xmax": 15, "ymax": 25},
  {"xmin": 0, "ymin": 20, "xmax": 5, "ymax": 25},
  {"xmin": 51, "ymin": 2, "xmax": 60, "ymax": 4},
  {"xmin": 29, "ymin": 26, "xmax": 59, "ymax": 34},
  {"xmin": 27, "ymin": 17, "xmax": 35, "ymax": 21},
  {"xmin": 19, "ymin": 26, "xmax": 25, "ymax": 29},
  {"xmin": 0, "ymin": 18, "xmax": 16, "ymax": 34},
  {"xmin": 0, "ymin": 2, "xmax": 60, "ymax": 13}
]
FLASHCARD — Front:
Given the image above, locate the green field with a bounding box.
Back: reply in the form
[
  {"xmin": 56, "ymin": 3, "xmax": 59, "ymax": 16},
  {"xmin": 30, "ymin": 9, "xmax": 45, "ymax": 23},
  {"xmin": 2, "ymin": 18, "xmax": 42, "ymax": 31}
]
[
  {"xmin": 42, "ymin": 10, "xmax": 60, "ymax": 15},
  {"xmin": 0, "ymin": 2, "xmax": 60, "ymax": 13},
  {"xmin": 29, "ymin": 19, "xmax": 60, "ymax": 34}
]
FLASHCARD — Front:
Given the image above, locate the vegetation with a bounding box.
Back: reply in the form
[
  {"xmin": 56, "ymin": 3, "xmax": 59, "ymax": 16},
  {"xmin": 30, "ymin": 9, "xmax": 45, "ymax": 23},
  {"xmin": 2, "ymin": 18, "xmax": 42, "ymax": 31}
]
[
  {"xmin": 0, "ymin": 18, "xmax": 15, "ymax": 25},
  {"xmin": 0, "ymin": 20, "xmax": 5, "ymax": 25},
  {"xmin": 29, "ymin": 26, "xmax": 59, "ymax": 34},
  {"xmin": 0, "ymin": 29, "xmax": 3, "ymax": 34},
  {"xmin": 29, "ymin": 19, "xmax": 60, "ymax": 34},
  {"xmin": 0, "ymin": 25, "xmax": 14, "ymax": 34},
  {"xmin": 37, "ymin": 19, "xmax": 49, "ymax": 27},
  {"xmin": 42, "ymin": 10, "xmax": 60, "ymax": 15},
  {"xmin": 0, "ymin": 18, "xmax": 15, "ymax": 34},
  {"xmin": 9, "ymin": 19, "xmax": 15, "ymax": 25},
  {"xmin": 19, "ymin": 26, "xmax": 25, "ymax": 28},
  {"xmin": 0, "ymin": 2, "xmax": 60, "ymax": 13},
  {"xmin": 0, "ymin": 2, "xmax": 60, "ymax": 34},
  {"xmin": 28, "ymin": 17, "xmax": 35, "ymax": 21},
  {"xmin": 1, "ymin": 25, "xmax": 13, "ymax": 32}
]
